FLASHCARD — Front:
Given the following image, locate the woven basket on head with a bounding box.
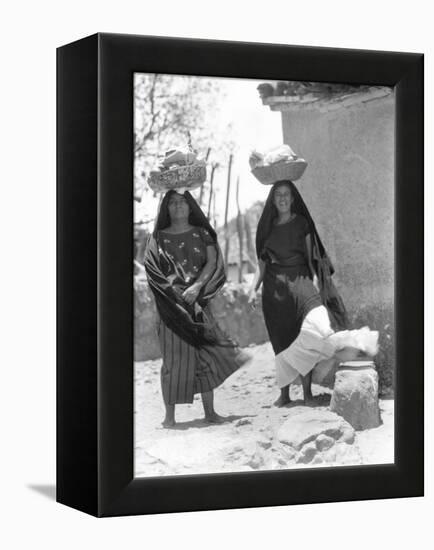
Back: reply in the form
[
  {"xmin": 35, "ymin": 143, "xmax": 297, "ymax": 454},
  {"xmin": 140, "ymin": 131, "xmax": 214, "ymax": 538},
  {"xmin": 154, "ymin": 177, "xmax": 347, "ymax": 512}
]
[
  {"xmin": 251, "ymin": 158, "xmax": 307, "ymax": 185},
  {"xmin": 148, "ymin": 161, "xmax": 207, "ymax": 193}
]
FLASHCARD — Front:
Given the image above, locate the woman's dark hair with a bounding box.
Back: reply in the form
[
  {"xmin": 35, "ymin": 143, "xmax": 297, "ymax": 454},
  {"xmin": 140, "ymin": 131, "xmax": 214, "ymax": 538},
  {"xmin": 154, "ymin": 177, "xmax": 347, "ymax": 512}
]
[
  {"xmin": 154, "ymin": 190, "xmax": 217, "ymax": 239},
  {"xmin": 256, "ymin": 180, "xmax": 308, "ymax": 256}
]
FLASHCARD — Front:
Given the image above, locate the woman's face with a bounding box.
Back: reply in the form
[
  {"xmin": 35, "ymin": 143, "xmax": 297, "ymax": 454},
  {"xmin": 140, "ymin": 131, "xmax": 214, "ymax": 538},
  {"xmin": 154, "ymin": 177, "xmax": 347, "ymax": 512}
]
[
  {"xmin": 167, "ymin": 193, "xmax": 190, "ymax": 223},
  {"xmin": 273, "ymin": 184, "xmax": 293, "ymax": 214}
]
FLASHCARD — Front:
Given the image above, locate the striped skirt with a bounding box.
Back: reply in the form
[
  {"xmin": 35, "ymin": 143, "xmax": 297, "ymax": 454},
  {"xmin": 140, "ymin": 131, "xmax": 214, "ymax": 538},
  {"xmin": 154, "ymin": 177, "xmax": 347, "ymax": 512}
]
[{"xmin": 157, "ymin": 310, "xmax": 250, "ymax": 405}]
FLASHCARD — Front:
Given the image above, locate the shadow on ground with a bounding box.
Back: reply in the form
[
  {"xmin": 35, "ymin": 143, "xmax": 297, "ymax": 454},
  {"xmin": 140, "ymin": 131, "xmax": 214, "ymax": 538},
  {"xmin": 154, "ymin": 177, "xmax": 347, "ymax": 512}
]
[
  {"xmin": 156, "ymin": 414, "xmax": 256, "ymax": 431},
  {"xmin": 27, "ymin": 484, "xmax": 56, "ymax": 501}
]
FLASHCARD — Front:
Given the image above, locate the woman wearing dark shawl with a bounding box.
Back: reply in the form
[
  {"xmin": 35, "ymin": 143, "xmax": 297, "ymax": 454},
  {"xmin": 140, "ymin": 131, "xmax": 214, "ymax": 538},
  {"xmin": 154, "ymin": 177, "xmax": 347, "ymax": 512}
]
[
  {"xmin": 145, "ymin": 190, "xmax": 249, "ymax": 427},
  {"xmin": 248, "ymin": 180, "xmax": 378, "ymax": 407}
]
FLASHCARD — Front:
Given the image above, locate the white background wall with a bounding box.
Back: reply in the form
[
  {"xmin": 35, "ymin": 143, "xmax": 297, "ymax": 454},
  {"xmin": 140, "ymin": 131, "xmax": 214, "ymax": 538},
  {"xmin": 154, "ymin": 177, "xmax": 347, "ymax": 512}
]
[{"xmin": 1, "ymin": 1, "xmax": 432, "ymax": 548}]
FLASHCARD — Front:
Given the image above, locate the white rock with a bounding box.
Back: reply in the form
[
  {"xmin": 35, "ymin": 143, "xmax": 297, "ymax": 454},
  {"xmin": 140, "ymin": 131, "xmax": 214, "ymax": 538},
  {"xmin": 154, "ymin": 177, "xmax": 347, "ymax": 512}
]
[
  {"xmin": 324, "ymin": 442, "xmax": 363, "ymax": 466},
  {"xmin": 277, "ymin": 408, "xmax": 355, "ymax": 450},
  {"xmin": 330, "ymin": 365, "xmax": 382, "ymax": 430}
]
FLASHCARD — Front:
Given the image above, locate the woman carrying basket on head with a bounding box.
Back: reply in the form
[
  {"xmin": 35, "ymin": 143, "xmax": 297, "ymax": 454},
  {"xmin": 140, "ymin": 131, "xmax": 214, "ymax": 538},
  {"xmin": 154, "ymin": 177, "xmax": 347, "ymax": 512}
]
[
  {"xmin": 248, "ymin": 179, "xmax": 378, "ymax": 407},
  {"xmin": 145, "ymin": 189, "xmax": 250, "ymax": 428}
]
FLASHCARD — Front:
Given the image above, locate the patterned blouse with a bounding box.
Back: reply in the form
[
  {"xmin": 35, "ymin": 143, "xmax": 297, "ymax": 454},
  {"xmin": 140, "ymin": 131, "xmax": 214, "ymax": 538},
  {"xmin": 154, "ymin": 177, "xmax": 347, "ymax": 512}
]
[{"xmin": 157, "ymin": 226, "xmax": 214, "ymax": 291}]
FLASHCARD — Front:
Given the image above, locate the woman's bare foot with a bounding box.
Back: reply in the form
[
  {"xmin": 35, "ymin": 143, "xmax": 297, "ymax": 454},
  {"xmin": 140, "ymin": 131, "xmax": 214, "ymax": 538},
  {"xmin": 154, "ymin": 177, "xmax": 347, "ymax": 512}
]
[
  {"xmin": 162, "ymin": 417, "xmax": 176, "ymax": 428},
  {"xmin": 273, "ymin": 394, "xmax": 291, "ymax": 407},
  {"xmin": 201, "ymin": 391, "xmax": 227, "ymax": 424},
  {"xmin": 162, "ymin": 403, "xmax": 176, "ymax": 428},
  {"xmin": 204, "ymin": 413, "xmax": 226, "ymax": 424},
  {"xmin": 274, "ymin": 385, "xmax": 291, "ymax": 407}
]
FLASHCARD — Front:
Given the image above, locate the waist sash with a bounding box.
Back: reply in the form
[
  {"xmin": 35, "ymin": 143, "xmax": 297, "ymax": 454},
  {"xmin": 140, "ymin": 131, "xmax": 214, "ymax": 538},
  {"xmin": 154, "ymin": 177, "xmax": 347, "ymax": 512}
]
[{"xmin": 268, "ymin": 252, "xmax": 307, "ymax": 267}]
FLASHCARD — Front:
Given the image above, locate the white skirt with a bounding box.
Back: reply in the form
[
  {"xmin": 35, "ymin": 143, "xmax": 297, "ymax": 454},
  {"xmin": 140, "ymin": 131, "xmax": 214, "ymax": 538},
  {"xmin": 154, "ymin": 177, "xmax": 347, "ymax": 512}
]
[{"xmin": 275, "ymin": 305, "xmax": 379, "ymax": 388}]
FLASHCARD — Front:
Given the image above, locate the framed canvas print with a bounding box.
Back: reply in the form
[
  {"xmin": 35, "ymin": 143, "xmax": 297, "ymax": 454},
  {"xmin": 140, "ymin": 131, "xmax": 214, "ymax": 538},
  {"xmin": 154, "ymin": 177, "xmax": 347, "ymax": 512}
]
[{"xmin": 57, "ymin": 33, "xmax": 423, "ymax": 517}]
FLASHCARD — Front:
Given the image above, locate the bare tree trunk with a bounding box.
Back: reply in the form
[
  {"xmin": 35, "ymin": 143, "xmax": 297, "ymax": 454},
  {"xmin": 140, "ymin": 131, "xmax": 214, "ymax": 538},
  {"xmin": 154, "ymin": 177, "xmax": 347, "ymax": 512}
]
[
  {"xmin": 199, "ymin": 147, "xmax": 212, "ymax": 207},
  {"xmin": 157, "ymin": 193, "xmax": 164, "ymax": 216},
  {"xmin": 235, "ymin": 176, "xmax": 244, "ymax": 283},
  {"xmin": 224, "ymin": 154, "xmax": 233, "ymax": 267},
  {"xmin": 244, "ymin": 214, "xmax": 256, "ymax": 272},
  {"xmin": 207, "ymin": 164, "xmax": 216, "ymax": 219},
  {"xmin": 213, "ymin": 188, "xmax": 217, "ymax": 229}
]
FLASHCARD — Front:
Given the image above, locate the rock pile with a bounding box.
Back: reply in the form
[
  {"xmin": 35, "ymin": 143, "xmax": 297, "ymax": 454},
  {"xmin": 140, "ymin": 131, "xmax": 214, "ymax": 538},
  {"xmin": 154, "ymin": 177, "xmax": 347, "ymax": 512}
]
[{"xmin": 273, "ymin": 408, "xmax": 362, "ymax": 467}]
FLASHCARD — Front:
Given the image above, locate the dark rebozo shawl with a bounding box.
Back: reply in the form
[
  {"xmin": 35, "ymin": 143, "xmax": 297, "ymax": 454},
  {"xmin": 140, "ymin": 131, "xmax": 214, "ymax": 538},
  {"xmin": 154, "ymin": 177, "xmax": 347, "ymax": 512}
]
[
  {"xmin": 144, "ymin": 190, "xmax": 229, "ymax": 348},
  {"xmin": 255, "ymin": 180, "xmax": 349, "ymax": 330}
]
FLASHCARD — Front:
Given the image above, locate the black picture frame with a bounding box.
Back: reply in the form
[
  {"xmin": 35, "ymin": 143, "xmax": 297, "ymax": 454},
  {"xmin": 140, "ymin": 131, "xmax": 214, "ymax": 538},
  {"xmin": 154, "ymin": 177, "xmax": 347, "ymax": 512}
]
[{"xmin": 56, "ymin": 32, "xmax": 424, "ymax": 517}]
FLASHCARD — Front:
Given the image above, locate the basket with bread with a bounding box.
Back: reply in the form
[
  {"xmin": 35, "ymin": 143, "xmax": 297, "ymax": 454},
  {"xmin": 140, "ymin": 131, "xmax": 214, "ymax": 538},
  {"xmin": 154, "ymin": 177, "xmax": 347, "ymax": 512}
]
[{"xmin": 250, "ymin": 145, "xmax": 307, "ymax": 185}]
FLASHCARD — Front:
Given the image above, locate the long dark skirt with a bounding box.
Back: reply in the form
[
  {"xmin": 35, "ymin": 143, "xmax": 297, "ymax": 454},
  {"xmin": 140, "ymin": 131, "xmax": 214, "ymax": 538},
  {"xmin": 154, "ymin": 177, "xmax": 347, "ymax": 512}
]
[
  {"xmin": 262, "ymin": 264, "xmax": 322, "ymax": 355},
  {"xmin": 158, "ymin": 308, "xmax": 249, "ymax": 405}
]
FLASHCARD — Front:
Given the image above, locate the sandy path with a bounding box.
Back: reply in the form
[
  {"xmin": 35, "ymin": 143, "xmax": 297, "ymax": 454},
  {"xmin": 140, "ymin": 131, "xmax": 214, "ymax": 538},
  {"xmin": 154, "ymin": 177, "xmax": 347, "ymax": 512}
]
[{"xmin": 134, "ymin": 343, "xmax": 394, "ymax": 477}]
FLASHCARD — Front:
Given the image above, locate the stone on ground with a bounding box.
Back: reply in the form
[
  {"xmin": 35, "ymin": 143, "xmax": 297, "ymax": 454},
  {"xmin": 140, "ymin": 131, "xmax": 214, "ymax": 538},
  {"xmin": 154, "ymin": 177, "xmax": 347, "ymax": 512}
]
[
  {"xmin": 276, "ymin": 407, "xmax": 361, "ymax": 466},
  {"xmin": 330, "ymin": 363, "xmax": 381, "ymax": 430}
]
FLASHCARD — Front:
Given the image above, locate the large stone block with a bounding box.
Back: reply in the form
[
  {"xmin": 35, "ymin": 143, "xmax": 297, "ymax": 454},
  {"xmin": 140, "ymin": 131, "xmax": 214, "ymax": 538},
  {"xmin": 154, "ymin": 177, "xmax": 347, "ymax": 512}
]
[
  {"xmin": 330, "ymin": 361, "xmax": 381, "ymax": 430},
  {"xmin": 277, "ymin": 408, "xmax": 354, "ymax": 450},
  {"xmin": 276, "ymin": 407, "xmax": 361, "ymax": 466}
]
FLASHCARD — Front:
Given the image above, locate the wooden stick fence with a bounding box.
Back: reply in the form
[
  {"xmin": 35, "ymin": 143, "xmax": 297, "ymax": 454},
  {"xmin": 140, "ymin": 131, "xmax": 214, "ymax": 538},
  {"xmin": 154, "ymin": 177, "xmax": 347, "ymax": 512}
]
[
  {"xmin": 199, "ymin": 147, "xmax": 212, "ymax": 207},
  {"xmin": 207, "ymin": 163, "xmax": 217, "ymax": 220},
  {"xmin": 224, "ymin": 154, "xmax": 233, "ymax": 267},
  {"xmin": 235, "ymin": 176, "xmax": 244, "ymax": 283}
]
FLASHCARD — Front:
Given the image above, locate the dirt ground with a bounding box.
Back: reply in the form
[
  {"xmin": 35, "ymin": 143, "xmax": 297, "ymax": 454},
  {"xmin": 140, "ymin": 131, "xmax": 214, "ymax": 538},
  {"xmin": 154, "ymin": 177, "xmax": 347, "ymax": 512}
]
[{"xmin": 134, "ymin": 342, "xmax": 394, "ymax": 477}]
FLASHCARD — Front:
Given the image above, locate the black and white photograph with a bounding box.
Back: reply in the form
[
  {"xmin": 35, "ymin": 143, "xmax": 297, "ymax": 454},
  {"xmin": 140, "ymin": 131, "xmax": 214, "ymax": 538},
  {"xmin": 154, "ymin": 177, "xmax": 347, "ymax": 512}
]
[
  {"xmin": 2, "ymin": 0, "xmax": 430, "ymax": 543},
  {"xmin": 133, "ymin": 73, "xmax": 395, "ymax": 477}
]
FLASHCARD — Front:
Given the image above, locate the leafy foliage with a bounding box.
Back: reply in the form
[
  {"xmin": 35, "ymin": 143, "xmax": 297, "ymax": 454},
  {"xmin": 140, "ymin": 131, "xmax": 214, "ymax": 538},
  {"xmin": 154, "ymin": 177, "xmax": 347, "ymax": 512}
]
[{"xmin": 134, "ymin": 74, "xmax": 234, "ymax": 204}]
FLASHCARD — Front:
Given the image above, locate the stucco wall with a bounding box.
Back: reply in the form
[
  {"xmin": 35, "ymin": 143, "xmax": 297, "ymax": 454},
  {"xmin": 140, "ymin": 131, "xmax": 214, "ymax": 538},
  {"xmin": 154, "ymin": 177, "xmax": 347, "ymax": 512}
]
[{"xmin": 280, "ymin": 93, "xmax": 395, "ymax": 310}]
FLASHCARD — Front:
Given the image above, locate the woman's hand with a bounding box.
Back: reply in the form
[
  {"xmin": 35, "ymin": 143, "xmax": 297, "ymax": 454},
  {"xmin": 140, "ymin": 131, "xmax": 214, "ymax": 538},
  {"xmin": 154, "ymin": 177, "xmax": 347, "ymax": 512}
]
[
  {"xmin": 248, "ymin": 288, "xmax": 258, "ymax": 310},
  {"xmin": 182, "ymin": 283, "xmax": 201, "ymax": 306},
  {"xmin": 313, "ymin": 274, "xmax": 320, "ymax": 291}
]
